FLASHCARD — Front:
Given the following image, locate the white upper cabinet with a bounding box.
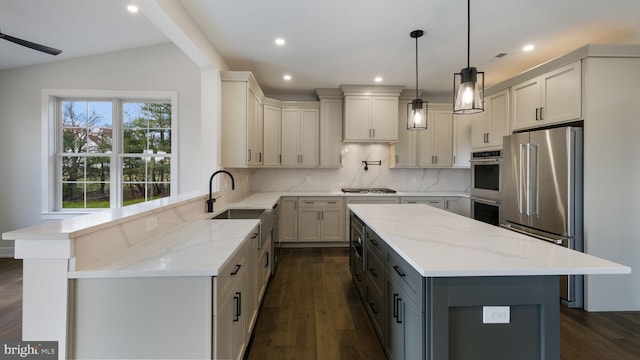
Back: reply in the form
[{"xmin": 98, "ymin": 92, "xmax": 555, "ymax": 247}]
[
  {"xmin": 511, "ymin": 60, "xmax": 582, "ymax": 130},
  {"xmin": 221, "ymin": 71, "xmax": 265, "ymax": 168},
  {"xmin": 471, "ymin": 89, "xmax": 510, "ymax": 150},
  {"xmin": 342, "ymin": 85, "xmax": 403, "ymax": 142},
  {"xmin": 390, "ymin": 98, "xmax": 417, "ymax": 167},
  {"xmin": 262, "ymin": 102, "xmax": 282, "ymax": 166},
  {"xmin": 417, "ymin": 109, "xmax": 453, "ymax": 168},
  {"xmin": 452, "ymin": 112, "xmax": 472, "ymax": 168},
  {"xmin": 316, "ymin": 89, "xmax": 344, "ymax": 168},
  {"xmin": 391, "ymin": 102, "xmax": 456, "ymax": 169},
  {"xmin": 281, "ymin": 103, "xmax": 320, "ymax": 167}
]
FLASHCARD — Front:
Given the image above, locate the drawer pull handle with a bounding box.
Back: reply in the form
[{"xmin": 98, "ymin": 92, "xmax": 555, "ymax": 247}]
[
  {"xmin": 370, "ymin": 239, "xmax": 378, "ymax": 246},
  {"xmin": 369, "ymin": 268, "xmax": 379, "ymax": 277},
  {"xmin": 393, "ymin": 293, "xmax": 399, "ymax": 318},
  {"xmin": 393, "ymin": 265, "xmax": 406, "ymax": 277},
  {"xmin": 396, "ymin": 296, "xmax": 403, "ymax": 323},
  {"xmin": 251, "ymin": 233, "xmax": 259, "ymax": 239},
  {"xmin": 233, "ymin": 292, "xmax": 242, "ymax": 321},
  {"xmin": 231, "ymin": 264, "xmax": 242, "ymax": 275},
  {"xmin": 265, "ymin": 252, "xmax": 269, "ymax": 268},
  {"xmin": 369, "ymin": 302, "xmax": 379, "ymax": 314}
]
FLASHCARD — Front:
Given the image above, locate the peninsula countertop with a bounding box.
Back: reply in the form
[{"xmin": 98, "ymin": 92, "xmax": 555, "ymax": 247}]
[{"xmin": 348, "ymin": 203, "xmax": 631, "ymax": 277}]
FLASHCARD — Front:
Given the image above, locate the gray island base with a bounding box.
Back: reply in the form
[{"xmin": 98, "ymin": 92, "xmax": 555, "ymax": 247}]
[{"xmin": 348, "ymin": 204, "xmax": 629, "ymax": 360}]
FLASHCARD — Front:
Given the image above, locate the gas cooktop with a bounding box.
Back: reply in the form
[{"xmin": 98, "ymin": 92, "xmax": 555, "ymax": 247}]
[{"xmin": 341, "ymin": 188, "xmax": 397, "ymax": 194}]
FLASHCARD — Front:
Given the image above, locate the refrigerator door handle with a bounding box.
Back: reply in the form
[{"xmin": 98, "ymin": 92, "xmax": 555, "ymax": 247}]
[
  {"xmin": 530, "ymin": 143, "xmax": 539, "ymax": 217},
  {"xmin": 518, "ymin": 144, "xmax": 526, "ymax": 215},
  {"xmin": 500, "ymin": 224, "xmax": 566, "ymax": 245}
]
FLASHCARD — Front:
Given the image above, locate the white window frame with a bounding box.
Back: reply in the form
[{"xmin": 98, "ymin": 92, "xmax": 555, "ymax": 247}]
[{"xmin": 41, "ymin": 89, "xmax": 178, "ymax": 220}]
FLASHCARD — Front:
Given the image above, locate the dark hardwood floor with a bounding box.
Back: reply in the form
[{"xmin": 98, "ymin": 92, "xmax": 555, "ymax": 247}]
[
  {"xmin": 1, "ymin": 251, "xmax": 639, "ymax": 359},
  {"xmin": 0, "ymin": 258, "xmax": 22, "ymax": 340}
]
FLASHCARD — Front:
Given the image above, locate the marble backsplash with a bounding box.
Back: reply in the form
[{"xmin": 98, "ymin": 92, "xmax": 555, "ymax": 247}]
[{"xmin": 249, "ymin": 144, "xmax": 471, "ymax": 193}]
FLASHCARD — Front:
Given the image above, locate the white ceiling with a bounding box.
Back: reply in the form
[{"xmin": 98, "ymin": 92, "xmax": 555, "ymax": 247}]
[{"xmin": 2, "ymin": 0, "xmax": 639, "ymax": 100}]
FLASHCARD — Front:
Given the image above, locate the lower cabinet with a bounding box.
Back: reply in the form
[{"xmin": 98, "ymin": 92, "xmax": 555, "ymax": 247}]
[
  {"xmin": 351, "ymin": 217, "xmax": 425, "ymax": 360},
  {"xmin": 298, "ymin": 197, "xmax": 344, "ymax": 242},
  {"xmin": 387, "ymin": 279, "xmax": 424, "ymax": 360},
  {"xmin": 278, "ymin": 197, "xmax": 298, "ymax": 242}
]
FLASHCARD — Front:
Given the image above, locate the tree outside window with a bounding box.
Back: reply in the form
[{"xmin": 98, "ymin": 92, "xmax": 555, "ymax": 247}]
[{"xmin": 58, "ymin": 99, "xmax": 172, "ymax": 209}]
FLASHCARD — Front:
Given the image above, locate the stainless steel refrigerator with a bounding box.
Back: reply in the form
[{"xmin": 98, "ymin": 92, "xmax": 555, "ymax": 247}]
[{"xmin": 500, "ymin": 126, "xmax": 583, "ymax": 308}]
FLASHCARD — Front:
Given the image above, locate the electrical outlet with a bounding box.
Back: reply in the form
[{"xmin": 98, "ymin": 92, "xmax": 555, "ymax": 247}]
[
  {"xmin": 306, "ymin": 175, "xmax": 311, "ymax": 183},
  {"xmin": 483, "ymin": 306, "xmax": 510, "ymax": 324},
  {"xmin": 145, "ymin": 216, "xmax": 158, "ymax": 232},
  {"xmin": 411, "ymin": 176, "xmax": 417, "ymax": 184}
]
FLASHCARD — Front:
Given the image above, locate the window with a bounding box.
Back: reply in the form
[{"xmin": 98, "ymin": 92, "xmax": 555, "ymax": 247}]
[{"xmin": 43, "ymin": 90, "xmax": 177, "ymax": 213}]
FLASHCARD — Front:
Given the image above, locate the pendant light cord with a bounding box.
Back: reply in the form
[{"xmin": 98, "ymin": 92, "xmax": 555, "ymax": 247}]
[
  {"xmin": 415, "ymin": 34, "xmax": 419, "ymax": 99},
  {"xmin": 466, "ymin": 0, "xmax": 470, "ymax": 68}
]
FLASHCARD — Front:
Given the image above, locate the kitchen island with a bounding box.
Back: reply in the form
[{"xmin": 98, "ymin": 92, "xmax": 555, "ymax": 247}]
[{"xmin": 348, "ymin": 204, "xmax": 630, "ymax": 360}]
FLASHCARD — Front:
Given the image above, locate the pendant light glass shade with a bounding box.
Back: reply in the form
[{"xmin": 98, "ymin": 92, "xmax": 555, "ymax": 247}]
[
  {"xmin": 453, "ymin": 0, "xmax": 485, "ymax": 114},
  {"xmin": 408, "ymin": 30, "xmax": 427, "ymax": 130},
  {"xmin": 453, "ymin": 67, "xmax": 484, "ymax": 114},
  {"xmin": 408, "ymin": 98, "xmax": 427, "ymax": 130}
]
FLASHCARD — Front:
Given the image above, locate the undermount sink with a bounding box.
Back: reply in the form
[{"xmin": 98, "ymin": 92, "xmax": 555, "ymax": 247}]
[{"xmin": 211, "ymin": 208, "xmax": 267, "ymax": 220}]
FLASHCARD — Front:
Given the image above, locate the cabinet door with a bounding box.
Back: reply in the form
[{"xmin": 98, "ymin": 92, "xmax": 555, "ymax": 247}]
[
  {"xmin": 453, "ymin": 113, "xmax": 472, "ymax": 167},
  {"xmin": 416, "ymin": 111, "xmax": 435, "ymax": 167},
  {"xmin": 487, "ymin": 89, "xmax": 509, "ymax": 147},
  {"xmin": 221, "ymin": 81, "xmax": 250, "ymax": 167},
  {"xmin": 253, "ymin": 96, "xmax": 264, "ymax": 165},
  {"xmin": 247, "ymin": 89, "xmax": 263, "ymax": 166},
  {"xmin": 470, "ymin": 109, "xmax": 490, "ymax": 149},
  {"xmin": 281, "ymin": 108, "xmax": 301, "ymax": 166},
  {"xmin": 279, "ymin": 198, "xmax": 298, "ymax": 242},
  {"xmin": 320, "ymin": 98, "xmax": 343, "ymax": 167},
  {"xmin": 541, "ymin": 61, "xmax": 581, "ymax": 124},
  {"xmin": 300, "ymin": 109, "xmax": 320, "ymax": 166},
  {"xmin": 444, "ymin": 197, "xmax": 470, "ymax": 217},
  {"xmin": 511, "ymin": 77, "xmax": 541, "ymax": 130},
  {"xmin": 392, "ymin": 99, "xmax": 417, "ymax": 167},
  {"xmin": 216, "ymin": 290, "xmax": 233, "ymax": 360},
  {"xmin": 344, "ymin": 96, "xmax": 372, "ymax": 141},
  {"xmin": 298, "ymin": 208, "xmax": 321, "ymax": 242},
  {"xmin": 433, "ymin": 110, "xmax": 453, "ymax": 167},
  {"xmin": 387, "ymin": 280, "xmax": 405, "ymax": 360},
  {"xmin": 320, "ymin": 208, "xmax": 343, "ymax": 241},
  {"xmin": 263, "ymin": 105, "xmax": 281, "ymax": 166},
  {"xmin": 371, "ymin": 96, "xmax": 399, "ymax": 141}
]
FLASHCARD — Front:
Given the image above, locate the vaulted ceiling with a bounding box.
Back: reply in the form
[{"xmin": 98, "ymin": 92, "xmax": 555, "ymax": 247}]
[{"xmin": 2, "ymin": 0, "xmax": 639, "ymax": 99}]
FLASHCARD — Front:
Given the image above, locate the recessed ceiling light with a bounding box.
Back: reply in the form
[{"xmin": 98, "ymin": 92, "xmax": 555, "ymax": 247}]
[
  {"xmin": 374, "ymin": 76, "xmax": 383, "ymax": 83},
  {"xmin": 275, "ymin": 38, "xmax": 285, "ymax": 46},
  {"xmin": 127, "ymin": 4, "xmax": 139, "ymax": 13},
  {"xmin": 523, "ymin": 44, "xmax": 535, "ymax": 52},
  {"xmin": 283, "ymin": 74, "xmax": 292, "ymax": 81}
]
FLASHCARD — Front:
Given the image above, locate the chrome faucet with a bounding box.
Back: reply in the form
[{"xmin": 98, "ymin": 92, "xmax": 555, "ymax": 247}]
[{"xmin": 207, "ymin": 170, "xmax": 235, "ymax": 213}]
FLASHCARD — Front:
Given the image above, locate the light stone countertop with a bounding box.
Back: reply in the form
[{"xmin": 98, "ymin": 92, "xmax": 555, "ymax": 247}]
[
  {"xmin": 348, "ymin": 203, "xmax": 631, "ymax": 277},
  {"xmin": 67, "ymin": 219, "xmax": 259, "ymax": 278}
]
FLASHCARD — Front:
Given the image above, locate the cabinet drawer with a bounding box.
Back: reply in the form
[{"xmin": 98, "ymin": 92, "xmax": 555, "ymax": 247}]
[
  {"xmin": 387, "ymin": 248, "xmax": 424, "ymax": 308},
  {"xmin": 365, "ymin": 279, "xmax": 385, "ymax": 338},
  {"xmin": 366, "ymin": 229, "xmax": 387, "ymax": 261},
  {"xmin": 298, "ymin": 197, "xmax": 343, "ymax": 209},
  {"xmin": 366, "ymin": 247, "xmax": 385, "ymax": 295},
  {"xmin": 216, "ymin": 232, "xmax": 252, "ymax": 310}
]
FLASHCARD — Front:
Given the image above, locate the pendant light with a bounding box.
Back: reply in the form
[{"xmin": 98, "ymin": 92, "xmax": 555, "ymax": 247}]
[
  {"xmin": 408, "ymin": 30, "xmax": 427, "ymax": 130},
  {"xmin": 453, "ymin": 0, "xmax": 484, "ymax": 114}
]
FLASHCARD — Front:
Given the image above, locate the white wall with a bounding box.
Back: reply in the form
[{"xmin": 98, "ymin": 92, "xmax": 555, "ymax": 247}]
[
  {"xmin": 0, "ymin": 43, "xmax": 203, "ymax": 257},
  {"xmin": 250, "ymin": 143, "xmax": 470, "ymax": 192},
  {"xmin": 583, "ymin": 57, "xmax": 640, "ymax": 311}
]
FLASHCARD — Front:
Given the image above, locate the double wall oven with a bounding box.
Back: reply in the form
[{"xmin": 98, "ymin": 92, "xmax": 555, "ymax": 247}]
[{"xmin": 470, "ymin": 150, "xmax": 502, "ymax": 226}]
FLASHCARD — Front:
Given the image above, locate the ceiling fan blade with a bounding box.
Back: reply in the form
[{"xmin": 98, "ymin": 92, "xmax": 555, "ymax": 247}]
[{"xmin": 0, "ymin": 31, "xmax": 62, "ymax": 56}]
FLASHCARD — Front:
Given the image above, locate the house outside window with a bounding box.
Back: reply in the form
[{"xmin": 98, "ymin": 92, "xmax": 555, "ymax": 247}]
[{"xmin": 43, "ymin": 90, "xmax": 177, "ymax": 215}]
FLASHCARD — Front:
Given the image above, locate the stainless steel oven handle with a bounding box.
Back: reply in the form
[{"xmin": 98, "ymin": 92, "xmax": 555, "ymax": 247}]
[
  {"xmin": 471, "ymin": 197, "xmax": 501, "ymax": 205},
  {"xmin": 469, "ymin": 158, "xmax": 501, "ymax": 163},
  {"xmin": 500, "ymin": 224, "xmax": 564, "ymax": 245}
]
